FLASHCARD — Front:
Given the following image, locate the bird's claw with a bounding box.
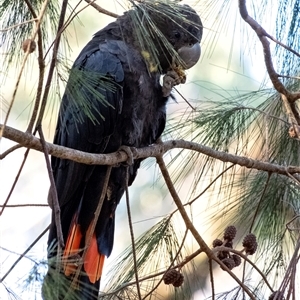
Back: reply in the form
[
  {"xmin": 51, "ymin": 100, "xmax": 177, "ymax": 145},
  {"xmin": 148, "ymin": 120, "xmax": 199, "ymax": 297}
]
[
  {"xmin": 118, "ymin": 145, "xmax": 136, "ymax": 165},
  {"xmin": 162, "ymin": 70, "xmax": 186, "ymax": 97}
]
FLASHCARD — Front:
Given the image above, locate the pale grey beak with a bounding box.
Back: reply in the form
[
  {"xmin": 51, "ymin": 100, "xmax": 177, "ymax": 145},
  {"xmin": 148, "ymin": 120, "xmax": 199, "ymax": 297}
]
[{"xmin": 178, "ymin": 43, "xmax": 201, "ymax": 69}]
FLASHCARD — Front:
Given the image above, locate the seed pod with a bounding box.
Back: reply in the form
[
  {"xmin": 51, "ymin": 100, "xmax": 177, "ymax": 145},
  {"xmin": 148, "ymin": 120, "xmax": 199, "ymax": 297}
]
[
  {"xmin": 163, "ymin": 269, "xmax": 181, "ymax": 285},
  {"xmin": 217, "ymin": 251, "xmax": 229, "ymax": 260},
  {"xmin": 232, "ymin": 254, "xmax": 242, "ymax": 267},
  {"xmin": 223, "ymin": 225, "xmax": 237, "ymax": 241},
  {"xmin": 212, "ymin": 238, "xmax": 223, "ymax": 248},
  {"xmin": 22, "ymin": 39, "xmax": 36, "ymax": 53},
  {"xmin": 172, "ymin": 273, "xmax": 184, "ymax": 287},
  {"xmin": 221, "ymin": 257, "xmax": 236, "ymax": 270},
  {"xmin": 224, "ymin": 241, "xmax": 233, "ymax": 248},
  {"xmin": 242, "ymin": 233, "xmax": 258, "ymax": 255}
]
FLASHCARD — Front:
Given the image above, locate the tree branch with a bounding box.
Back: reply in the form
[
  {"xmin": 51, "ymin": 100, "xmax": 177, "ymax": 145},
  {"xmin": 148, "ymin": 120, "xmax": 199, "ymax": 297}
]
[
  {"xmin": 35, "ymin": 0, "xmax": 69, "ymax": 127},
  {"xmin": 38, "ymin": 126, "xmax": 64, "ymax": 249},
  {"xmin": 212, "ymin": 246, "xmax": 274, "ymax": 292},
  {"xmin": 2, "ymin": 124, "xmax": 300, "ymax": 176},
  {"xmin": 1, "ymin": 0, "xmax": 49, "ymax": 132},
  {"xmin": 238, "ymin": 0, "xmax": 300, "ymax": 102},
  {"xmin": 24, "ymin": 0, "xmax": 46, "ymax": 133},
  {"xmin": 84, "ymin": 0, "xmax": 119, "ymax": 18},
  {"xmin": 156, "ymin": 156, "xmax": 256, "ymax": 299},
  {"xmin": 124, "ymin": 168, "xmax": 142, "ymax": 300}
]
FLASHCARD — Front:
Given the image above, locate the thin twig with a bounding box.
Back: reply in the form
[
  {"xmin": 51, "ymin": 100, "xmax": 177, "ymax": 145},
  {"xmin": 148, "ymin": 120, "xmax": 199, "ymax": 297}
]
[
  {"xmin": 43, "ymin": 0, "xmax": 115, "ymax": 59},
  {"xmin": 238, "ymin": 105, "xmax": 290, "ymax": 125},
  {"xmin": 281, "ymin": 93, "xmax": 300, "ymax": 137},
  {"xmin": 157, "ymin": 155, "xmax": 219, "ymax": 253},
  {"xmin": 1, "ymin": 0, "xmax": 49, "ymax": 133},
  {"xmin": 24, "ymin": 0, "xmax": 38, "ymax": 17},
  {"xmin": 177, "ymin": 248, "xmax": 203, "ymax": 268},
  {"xmin": 125, "ymin": 167, "xmax": 142, "ymax": 300},
  {"xmin": 43, "ymin": 0, "xmax": 120, "ymax": 68},
  {"xmin": 35, "ymin": 0, "xmax": 69, "ymax": 128},
  {"xmin": 278, "ymin": 234, "xmax": 300, "ymax": 297},
  {"xmin": 286, "ymin": 215, "xmax": 300, "ymax": 232},
  {"xmin": 38, "ymin": 126, "xmax": 64, "ymax": 248},
  {"xmin": 0, "ymin": 144, "xmax": 23, "ymax": 159},
  {"xmin": 142, "ymin": 228, "xmax": 189, "ymax": 300},
  {"xmin": 278, "ymin": 74, "xmax": 300, "ymax": 80},
  {"xmin": 44, "ymin": 163, "xmax": 62, "ymax": 278},
  {"xmin": 263, "ymin": 32, "xmax": 300, "ymax": 59},
  {"xmin": 174, "ymin": 87, "xmax": 195, "ymax": 110},
  {"xmin": 44, "ymin": 0, "xmax": 112, "ymax": 59},
  {"xmin": 70, "ymin": 166, "xmax": 112, "ymax": 289},
  {"xmin": 23, "ymin": 0, "xmax": 46, "ymax": 133},
  {"xmin": 209, "ymin": 258, "xmax": 215, "ymax": 300},
  {"xmin": 0, "ymin": 204, "xmax": 48, "ymax": 207},
  {"xmin": 0, "ymin": 18, "xmax": 38, "ymax": 32},
  {"xmin": 242, "ymin": 255, "xmax": 247, "ymax": 299},
  {"xmin": 0, "ymin": 225, "xmax": 50, "ymax": 282},
  {"xmin": 249, "ymin": 172, "xmax": 271, "ymax": 232},
  {"xmin": 187, "ymin": 164, "xmax": 235, "ymax": 205},
  {"xmin": 0, "ymin": 148, "xmax": 30, "ymax": 216},
  {"xmin": 84, "ymin": 0, "xmax": 119, "ymax": 18},
  {"xmin": 0, "ymin": 246, "xmax": 37, "ymax": 264}
]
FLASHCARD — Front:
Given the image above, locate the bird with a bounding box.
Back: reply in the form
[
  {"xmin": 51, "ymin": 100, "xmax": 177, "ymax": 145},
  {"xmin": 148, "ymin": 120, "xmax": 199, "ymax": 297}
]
[{"xmin": 42, "ymin": 2, "xmax": 202, "ymax": 299}]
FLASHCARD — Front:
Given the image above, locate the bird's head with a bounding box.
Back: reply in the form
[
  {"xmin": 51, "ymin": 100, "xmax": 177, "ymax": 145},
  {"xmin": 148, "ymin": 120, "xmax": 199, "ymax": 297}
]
[{"xmin": 130, "ymin": 2, "xmax": 203, "ymax": 73}]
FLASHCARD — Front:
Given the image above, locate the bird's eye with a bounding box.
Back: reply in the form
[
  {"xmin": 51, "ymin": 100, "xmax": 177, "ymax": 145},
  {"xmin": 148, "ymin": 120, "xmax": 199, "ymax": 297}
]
[{"xmin": 174, "ymin": 32, "xmax": 181, "ymax": 39}]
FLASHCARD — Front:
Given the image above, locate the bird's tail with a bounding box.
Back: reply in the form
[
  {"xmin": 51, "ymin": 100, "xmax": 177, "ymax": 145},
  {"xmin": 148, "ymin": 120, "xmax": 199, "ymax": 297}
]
[
  {"xmin": 63, "ymin": 217, "xmax": 105, "ymax": 283},
  {"xmin": 63, "ymin": 214, "xmax": 105, "ymax": 298},
  {"xmin": 42, "ymin": 216, "xmax": 105, "ymax": 300}
]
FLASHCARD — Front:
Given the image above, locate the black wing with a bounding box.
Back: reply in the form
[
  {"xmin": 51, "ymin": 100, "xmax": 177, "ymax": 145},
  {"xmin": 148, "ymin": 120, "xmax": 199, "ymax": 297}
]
[{"xmin": 48, "ymin": 39, "xmax": 126, "ymax": 244}]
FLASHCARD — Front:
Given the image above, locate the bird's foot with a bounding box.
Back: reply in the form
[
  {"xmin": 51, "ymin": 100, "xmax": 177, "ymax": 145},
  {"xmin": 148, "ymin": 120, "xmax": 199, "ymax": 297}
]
[
  {"xmin": 155, "ymin": 137, "xmax": 163, "ymax": 144},
  {"xmin": 118, "ymin": 145, "xmax": 136, "ymax": 166},
  {"xmin": 162, "ymin": 70, "xmax": 186, "ymax": 97}
]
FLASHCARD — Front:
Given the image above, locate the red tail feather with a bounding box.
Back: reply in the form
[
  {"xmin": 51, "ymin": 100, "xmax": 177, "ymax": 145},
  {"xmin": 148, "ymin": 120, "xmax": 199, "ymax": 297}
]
[
  {"xmin": 63, "ymin": 217, "xmax": 105, "ymax": 283},
  {"xmin": 84, "ymin": 234, "xmax": 105, "ymax": 283},
  {"xmin": 63, "ymin": 221, "xmax": 83, "ymax": 276}
]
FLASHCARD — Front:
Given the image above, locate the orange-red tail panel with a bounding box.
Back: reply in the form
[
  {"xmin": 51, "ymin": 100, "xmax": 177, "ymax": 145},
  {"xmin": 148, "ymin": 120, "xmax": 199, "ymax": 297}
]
[
  {"xmin": 63, "ymin": 218, "xmax": 105, "ymax": 283},
  {"xmin": 84, "ymin": 233, "xmax": 105, "ymax": 283},
  {"xmin": 63, "ymin": 222, "xmax": 83, "ymax": 276}
]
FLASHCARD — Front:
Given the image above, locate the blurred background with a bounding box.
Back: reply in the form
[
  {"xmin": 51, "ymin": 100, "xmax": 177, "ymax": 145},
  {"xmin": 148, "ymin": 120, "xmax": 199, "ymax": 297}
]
[{"xmin": 0, "ymin": 0, "xmax": 275, "ymax": 299}]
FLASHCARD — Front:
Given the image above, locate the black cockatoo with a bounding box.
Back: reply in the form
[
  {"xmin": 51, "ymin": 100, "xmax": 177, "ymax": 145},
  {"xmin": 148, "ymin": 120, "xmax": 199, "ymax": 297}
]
[{"xmin": 43, "ymin": 2, "xmax": 202, "ymax": 299}]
